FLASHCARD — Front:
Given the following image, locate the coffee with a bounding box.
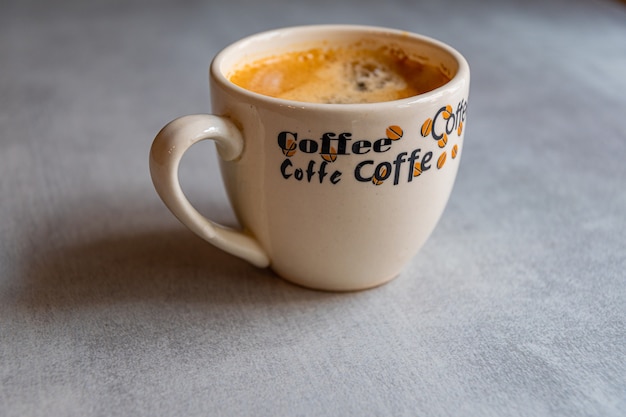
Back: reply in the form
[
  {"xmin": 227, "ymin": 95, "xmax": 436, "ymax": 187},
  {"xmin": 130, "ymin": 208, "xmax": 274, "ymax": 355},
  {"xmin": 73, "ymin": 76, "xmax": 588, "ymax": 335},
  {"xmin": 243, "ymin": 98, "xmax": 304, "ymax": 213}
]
[{"xmin": 228, "ymin": 43, "xmax": 451, "ymax": 104}]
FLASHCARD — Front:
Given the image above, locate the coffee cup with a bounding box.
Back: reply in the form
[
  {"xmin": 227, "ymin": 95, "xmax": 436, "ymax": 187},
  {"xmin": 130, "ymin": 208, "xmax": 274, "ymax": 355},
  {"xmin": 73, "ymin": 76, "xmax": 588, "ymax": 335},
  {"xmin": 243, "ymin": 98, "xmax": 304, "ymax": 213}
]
[{"xmin": 150, "ymin": 25, "xmax": 470, "ymax": 291}]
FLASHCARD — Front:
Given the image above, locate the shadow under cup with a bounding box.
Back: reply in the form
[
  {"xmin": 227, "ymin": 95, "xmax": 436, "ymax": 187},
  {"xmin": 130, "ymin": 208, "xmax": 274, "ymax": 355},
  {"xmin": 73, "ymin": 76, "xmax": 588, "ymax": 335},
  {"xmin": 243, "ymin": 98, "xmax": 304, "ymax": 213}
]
[{"xmin": 154, "ymin": 25, "xmax": 469, "ymax": 291}]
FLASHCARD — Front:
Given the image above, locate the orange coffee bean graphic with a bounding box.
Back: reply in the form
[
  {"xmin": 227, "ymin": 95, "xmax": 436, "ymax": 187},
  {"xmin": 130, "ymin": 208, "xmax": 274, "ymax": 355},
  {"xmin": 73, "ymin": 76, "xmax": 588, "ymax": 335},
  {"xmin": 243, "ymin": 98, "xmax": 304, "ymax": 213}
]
[
  {"xmin": 421, "ymin": 118, "xmax": 433, "ymax": 137},
  {"xmin": 372, "ymin": 164, "xmax": 388, "ymax": 186},
  {"xmin": 437, "ymin": 151, "xmax": 447, "ymax": 169},
  {"xmin": 282, "ymin": 139, "xmax": 297, "ymax": 157},
  {"xmin": 321, "ymin": 146, "xmax": 338, "ymax": 163},
  {"xmin": 413, "ymin": 162, "xmax": 422, "ymax": 177},
  {"xmin": 457, "ymin": 120, "xmax": 463, "ymax": 136},
  {"xmin": 386, "ymin": 125, "xmax": 403, "ymax": 140},
  {"xmin": 438, "ymin": 133, "xmax": 448, "ymax": 148},
  {"xmin": 441, "ymin": 105, "xmax": 453, "ymax": 121},
  {"xmin": 452, "ymin": 144, "xmax": 458, "ymax": 159}
]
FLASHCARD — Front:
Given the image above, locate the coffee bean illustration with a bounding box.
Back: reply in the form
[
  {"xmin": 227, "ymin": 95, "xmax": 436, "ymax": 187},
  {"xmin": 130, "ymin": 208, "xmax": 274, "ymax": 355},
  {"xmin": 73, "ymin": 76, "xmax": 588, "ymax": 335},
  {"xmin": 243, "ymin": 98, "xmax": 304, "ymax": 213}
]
[
  {"xmin": 451, "ymin": 144, "xmax": 458, "ymax": 159},
  {"xmin": 321, "ymin": 146, "xmax": 338, "ymax": 163},
  {"xmin": 441, "ymin": 104, "xmax": 453, "ymax": 120},
  {"xmin": 421, "ymin": 118, "xmax": 433, "ymax": 137},
  {"xmin": 372, "ymin": 165, "xmax": 388, "ymax": 186},
  {"xmin": 438, "ymin": 133, "xmax": 448, "ymax": 148},
  {"xmin": 413, "ymin": 162, "xmax": 422, "ymax": 177},
  {"xmin": 457, "ymin": 120, "xmax": 463, "ymax": 136},
  {"xmin": 437, "ymin": 151, "xmax": 447, "ymax": 169},
  {"xmin": 282, "ymin": 139, "xmax": 297, "ymax": 157},
  {"xmin": 386, "ymin": 125, "xmax": 403, "ymax": 140}
]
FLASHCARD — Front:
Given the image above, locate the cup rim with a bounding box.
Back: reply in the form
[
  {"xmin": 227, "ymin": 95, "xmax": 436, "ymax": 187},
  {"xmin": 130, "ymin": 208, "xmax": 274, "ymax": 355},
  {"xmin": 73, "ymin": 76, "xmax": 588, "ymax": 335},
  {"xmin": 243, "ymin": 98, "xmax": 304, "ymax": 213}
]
[{"xmin": 210, "ymin": 24, "xmax": 470, "ymax": 109}]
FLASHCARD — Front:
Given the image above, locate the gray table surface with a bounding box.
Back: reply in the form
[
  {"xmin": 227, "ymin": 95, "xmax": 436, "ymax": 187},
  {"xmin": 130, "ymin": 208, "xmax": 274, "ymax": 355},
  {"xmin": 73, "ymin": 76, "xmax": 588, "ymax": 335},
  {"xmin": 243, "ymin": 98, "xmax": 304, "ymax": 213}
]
[{"xmin": 1, "ymin": 0, "xmax": 625, "ymax": 416}]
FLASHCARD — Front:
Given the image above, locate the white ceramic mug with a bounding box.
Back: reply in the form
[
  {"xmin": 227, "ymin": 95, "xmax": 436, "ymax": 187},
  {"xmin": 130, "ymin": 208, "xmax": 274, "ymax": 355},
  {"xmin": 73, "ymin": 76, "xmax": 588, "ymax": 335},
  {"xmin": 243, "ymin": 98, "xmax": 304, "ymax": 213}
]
[{"xmin": 150, "ymin": 25, "xmax": 470, "ymax": 291}]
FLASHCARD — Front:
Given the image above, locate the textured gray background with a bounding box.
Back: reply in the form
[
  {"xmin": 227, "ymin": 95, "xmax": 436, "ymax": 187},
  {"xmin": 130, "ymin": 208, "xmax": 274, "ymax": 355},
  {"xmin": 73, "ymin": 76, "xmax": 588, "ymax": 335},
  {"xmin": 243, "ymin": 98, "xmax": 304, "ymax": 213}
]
[{"xmin": 1, "ymin": 0, "xmax": 625, "ymax": 416}]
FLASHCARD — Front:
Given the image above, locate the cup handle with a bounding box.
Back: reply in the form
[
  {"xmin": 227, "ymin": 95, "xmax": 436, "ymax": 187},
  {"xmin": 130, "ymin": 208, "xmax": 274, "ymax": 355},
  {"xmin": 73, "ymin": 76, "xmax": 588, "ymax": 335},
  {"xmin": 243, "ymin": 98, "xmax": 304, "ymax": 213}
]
[{"xmin": 149, "ymin": 114, "xmax": 270, "ymax": 268}]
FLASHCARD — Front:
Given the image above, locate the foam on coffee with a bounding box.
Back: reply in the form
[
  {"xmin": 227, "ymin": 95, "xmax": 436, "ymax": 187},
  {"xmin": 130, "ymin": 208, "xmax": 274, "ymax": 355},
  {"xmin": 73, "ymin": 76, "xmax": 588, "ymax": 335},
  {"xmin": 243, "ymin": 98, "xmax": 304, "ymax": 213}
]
[{"xmin": 228, "ymin": 44, "xmax": 450, "ymax": 104}]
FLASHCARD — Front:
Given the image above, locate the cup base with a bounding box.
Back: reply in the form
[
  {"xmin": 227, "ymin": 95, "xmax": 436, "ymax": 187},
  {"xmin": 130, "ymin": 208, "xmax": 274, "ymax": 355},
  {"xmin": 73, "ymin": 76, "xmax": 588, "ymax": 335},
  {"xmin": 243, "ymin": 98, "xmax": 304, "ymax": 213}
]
[{"xmin": 272, "ymin": 269, "xmax": 400, "ymax": 292}]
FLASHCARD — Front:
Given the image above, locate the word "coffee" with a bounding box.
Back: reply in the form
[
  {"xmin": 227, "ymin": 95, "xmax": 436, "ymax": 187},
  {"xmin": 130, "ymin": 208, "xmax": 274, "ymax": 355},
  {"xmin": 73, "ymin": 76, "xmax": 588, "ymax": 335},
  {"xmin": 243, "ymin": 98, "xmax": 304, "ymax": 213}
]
[{"xmin": 277, "ymin": 130, "xmax": 434, "ymax": 186}]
